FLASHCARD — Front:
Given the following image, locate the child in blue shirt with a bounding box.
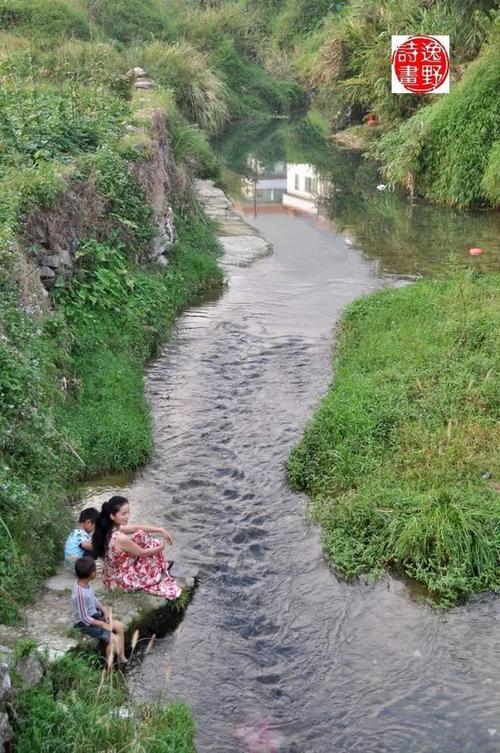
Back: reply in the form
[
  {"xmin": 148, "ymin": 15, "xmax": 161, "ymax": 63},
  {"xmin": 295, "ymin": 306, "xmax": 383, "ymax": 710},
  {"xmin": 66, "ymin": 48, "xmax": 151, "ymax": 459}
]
[{"xmin": 64, "ymin": 507, "xmax": 98, "ymax": 568}]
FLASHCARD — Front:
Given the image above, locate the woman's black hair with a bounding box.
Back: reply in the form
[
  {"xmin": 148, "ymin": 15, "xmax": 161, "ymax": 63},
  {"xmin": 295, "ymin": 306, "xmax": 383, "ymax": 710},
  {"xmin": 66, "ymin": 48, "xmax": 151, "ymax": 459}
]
[{"xmin": 92, "ymin": 495, "xmax": 129, "ymax": 558}]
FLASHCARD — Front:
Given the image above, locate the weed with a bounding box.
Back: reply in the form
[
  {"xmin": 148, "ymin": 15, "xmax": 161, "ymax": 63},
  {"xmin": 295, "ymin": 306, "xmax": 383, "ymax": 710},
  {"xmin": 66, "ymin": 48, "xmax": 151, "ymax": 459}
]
[{"xmin": 11, "ymin": 652, "xmax": 196, "ymax": 753}]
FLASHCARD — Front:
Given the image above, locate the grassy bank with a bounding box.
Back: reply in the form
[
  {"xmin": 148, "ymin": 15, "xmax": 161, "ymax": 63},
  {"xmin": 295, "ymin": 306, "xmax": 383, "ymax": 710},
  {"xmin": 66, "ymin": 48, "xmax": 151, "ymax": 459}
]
[
  {"xmin": 11, "ymin": 651, "xmax": 196, "ymax": 753},
  {"xmin": 57, "ymin": 208, "xmax": 222, "ymax": 479},
  {"xmin": 0, "ymin": 203, "xmax": 222, "ymax": 625},
  {"xmin": 0, "ymin": 0, "xmax": 238, "ymax": 623},
  {"xmin": 288, "ymin": 274, "xmax": 500, "ymax": 604}
]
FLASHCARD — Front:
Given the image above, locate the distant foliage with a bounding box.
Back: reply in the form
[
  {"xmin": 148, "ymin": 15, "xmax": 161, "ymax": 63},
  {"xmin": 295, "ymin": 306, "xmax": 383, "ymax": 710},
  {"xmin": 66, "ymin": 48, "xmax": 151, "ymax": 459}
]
[
  {"xmin": 84, "ymin": 0, "xmax": 172, "ymax": 44},
  {"xmin": 292, "ymin": 0, "xmax": 497, "ymax": 132},
  {"xmin": 140, "ymin": 42, "xmax": 230, "ymax": 134},
  {"xmin": 273, "ymin": 0, "xmax": 343, "ymax": 47},
  {"xmin": 0, "ymin": 0, "xmax": 91, "ymax": 40},
  {"xmin": 374, "ymin": 42, "xmax": 500, "ymax": 207}
]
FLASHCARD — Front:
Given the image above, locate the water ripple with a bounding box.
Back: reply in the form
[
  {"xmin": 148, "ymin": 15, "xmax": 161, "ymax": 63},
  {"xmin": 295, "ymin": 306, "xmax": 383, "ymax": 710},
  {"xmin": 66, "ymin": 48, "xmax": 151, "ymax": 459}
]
[{"xmin": 127, "ymin": 212, "xmax": 500, "ymax": 753}]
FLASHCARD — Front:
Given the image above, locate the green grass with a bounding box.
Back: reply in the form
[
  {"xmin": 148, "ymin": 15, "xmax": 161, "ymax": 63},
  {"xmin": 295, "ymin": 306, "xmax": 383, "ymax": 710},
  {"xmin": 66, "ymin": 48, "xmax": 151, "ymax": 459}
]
[
  {"xmin": 12, "ymin": 652, "xmax": 196, "ymax": 753},
  {"xmin": 288, "ymin": 274, "xmax": 500, "ymax": 604},
  {"xmin": 58, "ymin": 208, "xmax": 223, "ymax": 478},
  {"xmin": 0, "ymin": 0, "xmax": 91, "ymax": 41},
  {"xmin": 375, "ymin": 39, "xmax": 500, "ymax": 208},
  {"xmin": 85, "ymin": 0, "xmax": 172, "ymax": 44}
]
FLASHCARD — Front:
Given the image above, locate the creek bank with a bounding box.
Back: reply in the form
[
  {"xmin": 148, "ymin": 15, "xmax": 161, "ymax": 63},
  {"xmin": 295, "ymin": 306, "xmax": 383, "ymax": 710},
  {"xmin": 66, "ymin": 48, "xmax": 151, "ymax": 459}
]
[
  {"xmin": 0, "ymin": 577, "xmax": 195, "ymax": 753},
  {"xmin": 0, "ymin": 74, "xmax": 223, "ymax": 623},
  {"xmin": 0, "ymin": 180, "xmax": 272, "ymax": 751},
  {"xmin": 288, "ymin": 273, "xmax": 500, "ymax": 604},
  {"xmin": 0, "ymin": 178, "xmax": 269, "ymax": 657}
]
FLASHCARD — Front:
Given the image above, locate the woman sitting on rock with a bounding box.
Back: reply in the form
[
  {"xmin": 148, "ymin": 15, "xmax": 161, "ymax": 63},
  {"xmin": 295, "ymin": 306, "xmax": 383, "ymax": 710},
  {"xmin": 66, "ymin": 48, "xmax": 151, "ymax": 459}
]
[{"xmin": 92, "ymin": 495, "xmax": 181, "ymax": 600}]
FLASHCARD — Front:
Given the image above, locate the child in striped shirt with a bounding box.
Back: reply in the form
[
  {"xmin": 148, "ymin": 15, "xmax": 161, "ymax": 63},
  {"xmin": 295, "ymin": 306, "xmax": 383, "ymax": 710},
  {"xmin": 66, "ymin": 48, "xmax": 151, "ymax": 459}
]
[{"xmin": 72, "ymin": 557, "xmax": 127, "ymax": 665}]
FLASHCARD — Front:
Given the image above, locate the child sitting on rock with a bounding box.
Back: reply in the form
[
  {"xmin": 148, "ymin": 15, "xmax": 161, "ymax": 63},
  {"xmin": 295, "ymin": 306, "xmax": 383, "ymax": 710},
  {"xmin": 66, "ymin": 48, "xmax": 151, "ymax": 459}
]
[
  {"xmin": 72, "ymin": 557, "xmax": 127, "ymax": 665},
  {"xmin": 64, "ymin": 507, "xmax": 98, "ymax": 568}
]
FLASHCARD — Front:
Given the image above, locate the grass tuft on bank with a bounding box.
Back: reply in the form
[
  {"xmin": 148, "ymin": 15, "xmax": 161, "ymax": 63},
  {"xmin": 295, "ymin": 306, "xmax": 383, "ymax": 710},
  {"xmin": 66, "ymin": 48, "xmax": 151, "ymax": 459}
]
[
  {"xmin": 288, "ymin": 274, "xmax": 500, "ymax": 604},
  {"xmin": 12, "ymin": 652, "xmax": 196, "ymax": 753}
]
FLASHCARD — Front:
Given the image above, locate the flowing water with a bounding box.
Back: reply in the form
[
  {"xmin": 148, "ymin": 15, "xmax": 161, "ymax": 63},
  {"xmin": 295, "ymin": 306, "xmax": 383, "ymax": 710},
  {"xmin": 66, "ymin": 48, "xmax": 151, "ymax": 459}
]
[{"xmin": 119, "ymin": 121, "xmax": 500, "ymax": 752}]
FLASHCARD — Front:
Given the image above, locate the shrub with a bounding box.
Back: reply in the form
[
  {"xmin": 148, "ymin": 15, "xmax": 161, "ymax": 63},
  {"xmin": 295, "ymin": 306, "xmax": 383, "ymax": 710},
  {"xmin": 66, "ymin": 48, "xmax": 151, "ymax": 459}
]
[
  {"xmin": 78, "ymin": 147, "xmax": 155, "ymax": 255},
  {"xmin": 0, "ymin": 0, "xmax": 91, "ymax": 40},
  {"xmin": 140, "ymin": 41, "xmax": 229, "ymax": 134},
  {"xmin": 84, "ymin": 0, "xmax": 172, "ymax": 44}
]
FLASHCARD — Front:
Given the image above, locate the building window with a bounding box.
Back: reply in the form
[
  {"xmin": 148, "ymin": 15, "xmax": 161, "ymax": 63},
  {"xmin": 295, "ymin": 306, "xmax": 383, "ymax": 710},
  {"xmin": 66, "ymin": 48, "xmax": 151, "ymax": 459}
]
[
  {"xmin": 294, "ymin": 174, "xmax": 300, "ymax": 191},
  {"xmin": 305, "ymin": 177, "xmax": 317, "ymax": 194}
]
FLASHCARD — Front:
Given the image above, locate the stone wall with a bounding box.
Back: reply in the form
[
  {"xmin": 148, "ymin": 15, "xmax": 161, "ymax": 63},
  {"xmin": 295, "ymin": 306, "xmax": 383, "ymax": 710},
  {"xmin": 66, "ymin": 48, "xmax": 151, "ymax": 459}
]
[{"xmin": 17, "ymin": 83, "xmax": 178, "ymax": 313}]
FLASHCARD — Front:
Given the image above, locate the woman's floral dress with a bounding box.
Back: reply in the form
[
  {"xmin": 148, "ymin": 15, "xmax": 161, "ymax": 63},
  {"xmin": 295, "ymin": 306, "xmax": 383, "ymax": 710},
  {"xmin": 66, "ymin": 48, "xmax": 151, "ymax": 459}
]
[{"xmin": 103, "ymin": 529, "xmax": 181, "ymax": 600}]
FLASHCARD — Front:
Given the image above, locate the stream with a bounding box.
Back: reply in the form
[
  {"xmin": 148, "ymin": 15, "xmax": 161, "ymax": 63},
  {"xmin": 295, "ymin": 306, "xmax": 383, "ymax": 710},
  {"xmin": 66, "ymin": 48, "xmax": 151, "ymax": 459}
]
[{"xmin": 109, "ymin": 120, "xmax": 500, "ymax": 752}]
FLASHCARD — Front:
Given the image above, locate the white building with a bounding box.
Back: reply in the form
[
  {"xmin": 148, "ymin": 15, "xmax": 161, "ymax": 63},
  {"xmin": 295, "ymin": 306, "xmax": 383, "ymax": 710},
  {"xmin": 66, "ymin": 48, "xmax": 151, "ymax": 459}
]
[{"xmin": 282, "ymin": 163, "xmax": 323, "ymax": 214}]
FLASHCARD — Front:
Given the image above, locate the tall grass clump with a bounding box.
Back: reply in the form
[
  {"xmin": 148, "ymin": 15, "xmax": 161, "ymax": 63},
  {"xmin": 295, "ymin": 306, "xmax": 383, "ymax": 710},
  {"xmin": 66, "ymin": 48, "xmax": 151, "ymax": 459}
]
[
  {"xmin": 12, "ymin": 652, "xmax": 196, "ymax": 753},
  {"xmin": 481, "ymin": 140, "xmax": 500, "ymax": 206},
  {"xmin": 374, "ymin": 39, "xmax": 500, "ymax": 207},
  {"xmin": 84, "ymin": 0, "xmax": 172, "ymax": 44},
  {"xmin": 139, "ymin": 41, "xmax": 229, "ymax": 134},
  {"xmin": 288, "ymin": 274, "xmax": 500, "ymax": 603}
]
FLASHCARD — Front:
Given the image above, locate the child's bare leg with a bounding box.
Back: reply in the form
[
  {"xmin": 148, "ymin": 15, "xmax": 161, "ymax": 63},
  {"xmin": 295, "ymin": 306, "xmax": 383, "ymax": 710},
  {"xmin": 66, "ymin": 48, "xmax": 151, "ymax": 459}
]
[
  {"xmin": 105, "ymin": 635, "xmax": 116, "ymax": 669},
  {"xmin": 112, "ymin": 619, "xmax": 127, "ymax": 662}
]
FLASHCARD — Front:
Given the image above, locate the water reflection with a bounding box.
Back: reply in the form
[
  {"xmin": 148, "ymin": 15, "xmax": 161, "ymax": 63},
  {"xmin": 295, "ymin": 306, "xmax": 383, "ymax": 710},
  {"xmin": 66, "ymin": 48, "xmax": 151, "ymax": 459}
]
[{"xmin": 217, "ymin": 118, "xmax": 500, "ymax": 276}]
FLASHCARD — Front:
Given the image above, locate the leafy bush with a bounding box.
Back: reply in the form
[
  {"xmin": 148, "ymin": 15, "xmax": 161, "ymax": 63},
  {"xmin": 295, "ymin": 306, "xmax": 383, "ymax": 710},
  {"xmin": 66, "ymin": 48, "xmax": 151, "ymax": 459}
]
[{"xmin": 78, "ymin": 147, "xmax": 155, "ymax": 255}]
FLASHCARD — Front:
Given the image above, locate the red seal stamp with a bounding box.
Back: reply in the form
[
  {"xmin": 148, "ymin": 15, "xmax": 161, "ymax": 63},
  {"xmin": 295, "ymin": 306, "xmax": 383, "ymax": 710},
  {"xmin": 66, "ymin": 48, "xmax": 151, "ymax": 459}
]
[{"xmin": 391, "ymin": 35, "xmax": 450, "ymax": 94}]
